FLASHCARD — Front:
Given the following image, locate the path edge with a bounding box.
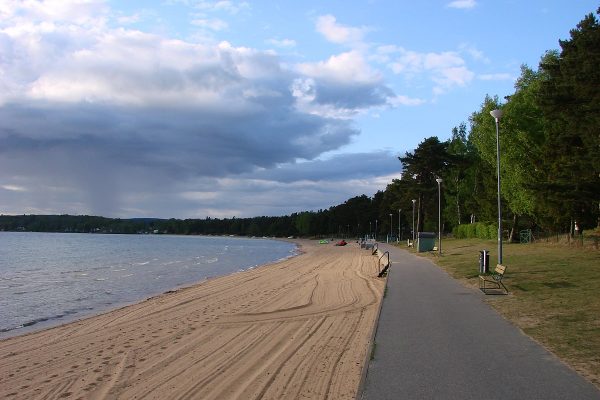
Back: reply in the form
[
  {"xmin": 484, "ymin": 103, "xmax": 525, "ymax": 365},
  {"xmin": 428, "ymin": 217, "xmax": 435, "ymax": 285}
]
[{"xmin": 356, "ymin": 253, "xmax": 389, "ymax": 399}]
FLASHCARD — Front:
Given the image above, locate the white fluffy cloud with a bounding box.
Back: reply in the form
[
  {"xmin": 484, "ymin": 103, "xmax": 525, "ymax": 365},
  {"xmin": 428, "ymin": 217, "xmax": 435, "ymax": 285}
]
[
  {"xmin": 384, "ymin": 46, "xmax": 475, "ymax": 95},
  {"xmin": 297, "ymin": 50, "xmax": 381, "ymax": 84},
  {"xmin": 447, "ymin": 0, "xmax": 477, "ymax": 9},
  {"xmin": 315, "ymin": 14, "xmax": 368, "ymax": 46},
  {"xmin": 191, "ymin": 17, "xmax": 229, "ymax": 31},
  {"xmin": 292, "ymin": 51, "xmax": 399, "ymax": 119},
  {"xmin": 0, "ymin": 0, "xmax": 108, "ymax": 25}
]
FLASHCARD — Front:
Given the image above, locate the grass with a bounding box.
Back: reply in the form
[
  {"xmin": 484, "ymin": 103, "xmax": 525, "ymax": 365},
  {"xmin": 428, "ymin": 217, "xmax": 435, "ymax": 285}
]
[
  {"xmin": 414, "ymin": 238, "xmax": 600, "ymax": 388},
  {"xmin": 370, "ymin": 341, "xmax": 377, "ymax": 361}
]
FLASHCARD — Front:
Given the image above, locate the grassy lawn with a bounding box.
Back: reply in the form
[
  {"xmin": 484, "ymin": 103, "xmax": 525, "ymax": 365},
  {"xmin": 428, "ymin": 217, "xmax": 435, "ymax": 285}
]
[{"xmin": 415, "ymin": 238, "xmax": 600, "ymax": 388}]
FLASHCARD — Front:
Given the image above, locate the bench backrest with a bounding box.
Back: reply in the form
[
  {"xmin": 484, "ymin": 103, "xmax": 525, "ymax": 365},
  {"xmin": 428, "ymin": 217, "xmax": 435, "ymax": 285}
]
[{"xmin": 495, "ymin": 264, "xmax": 506, "ymax": 276}]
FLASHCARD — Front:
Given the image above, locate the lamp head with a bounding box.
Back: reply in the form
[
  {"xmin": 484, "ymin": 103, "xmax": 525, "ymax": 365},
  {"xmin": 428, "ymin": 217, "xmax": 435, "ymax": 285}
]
[
  {"xmin": 490, "ymin": 109, "xmax": 503, "ymax": 120},
  {"xmin": 436, "ymin": 178, "xmax": 443, "ymax": 184}
]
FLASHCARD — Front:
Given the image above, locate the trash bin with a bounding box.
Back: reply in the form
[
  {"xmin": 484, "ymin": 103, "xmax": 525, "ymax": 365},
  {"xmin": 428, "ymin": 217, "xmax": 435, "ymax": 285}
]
[
  {"xmin": 479, "ymin": 250, "xmax": 489, "ymax": 274},
  {"xmin": 417, "ymin": 232, "xmax": 436, "ymax": 252}
]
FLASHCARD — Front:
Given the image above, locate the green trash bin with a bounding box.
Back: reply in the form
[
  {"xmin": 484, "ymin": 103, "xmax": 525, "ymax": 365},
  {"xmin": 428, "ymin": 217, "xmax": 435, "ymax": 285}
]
[{"xmin": 417, "ymin": 232, "xmax": 436, "ymax": 252}]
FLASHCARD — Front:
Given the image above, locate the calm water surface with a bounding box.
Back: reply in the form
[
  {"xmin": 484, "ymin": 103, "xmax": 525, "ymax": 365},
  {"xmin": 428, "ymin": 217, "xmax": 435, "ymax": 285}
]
[{"xmin": 0, "ymin": 232, "xmax": 297, "ymax": 338}]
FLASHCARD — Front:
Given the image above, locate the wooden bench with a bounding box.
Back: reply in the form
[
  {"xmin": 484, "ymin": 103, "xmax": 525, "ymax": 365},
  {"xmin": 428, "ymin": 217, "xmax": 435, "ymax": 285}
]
[
  {"xmin": 479, "ymin": 264, "xmax": 508, "ymax": 294},
  {"xmin": 376, "ymin": 250, "xmax": 390, "ymax": 277}
]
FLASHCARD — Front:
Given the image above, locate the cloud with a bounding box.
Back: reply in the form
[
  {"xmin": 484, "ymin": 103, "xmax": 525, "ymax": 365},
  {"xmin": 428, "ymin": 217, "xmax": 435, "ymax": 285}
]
[
  {"xmin": 297, "ymin": 50, "xmax": 381, "ymax": 84},
  {"xmin": 266, "ymin": 38, "xmax": 296, "ymax": 48},
  {"xmin": 447, "ymin": 0, "xmax": 477, "ymax": 9},
  {"xmin": 478, "ymin": 73, "xmax": 514, "ymax": 81},
  {"xmin": 0, "ymin": 0, "xmax": 109, "ymax": 25},
  {"xmin": 1, "ymin": 184, "xmax": 27, "ymax": 192},
  {"xmin": 458, "ymin": 43, "xmax": 489, "ymax": 63},
  {"xmin": 315, "ymin": 15, "xmax": 368, "ymax": 46},
  {"xmin": 246, "ymin": 152, "xmax": 400, "ymax": 183},
  {"xmin": 386, "ymin": 47, "xmax": 474, "ymax": 95},
  {"xmin": 169, "ymin": 153, "xmax": 401, "ymax": 218},
  {"xmin": 187, "ymin": 2, "xmax": 249, "ymax": 37},
  {"xmin": 291, "ymin": 50, "xmax": 401, "ymax": 118},
  {"xmin": 194, "ymin": 1, "xmax": 250, "ymax": 15},
  {"xmin": 388, "ymin": 95, "xmax": 425, "ymax": 106},
  {"xmin": 0, "ymin": 1, "xmax": 397, "ymax": 218},
  {"xmin": 191, "ymin": 17, "xmax": 229, "ymax": 31}
]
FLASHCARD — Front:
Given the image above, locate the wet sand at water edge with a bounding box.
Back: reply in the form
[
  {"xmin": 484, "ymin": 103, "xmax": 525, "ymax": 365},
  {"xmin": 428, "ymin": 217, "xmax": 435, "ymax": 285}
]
[{"xmin": 0, "ymin": 240, "xmax": 385, "ymax": 399}]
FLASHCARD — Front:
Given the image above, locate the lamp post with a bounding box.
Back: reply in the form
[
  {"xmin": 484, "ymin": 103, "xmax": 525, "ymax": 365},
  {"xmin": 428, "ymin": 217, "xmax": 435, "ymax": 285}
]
[
  {"xmin": 411, "ymin": 199, "xmax": 416, "ymax": 245},
  {"xmin": 389, "ymin": 213, "xmax": 393, "ymax": 243},
  {"xmin": 436, "ymin": 177, "xmax": 443, "ymax": 255},
  {"xmin": 490, "ymin": 109, "xmax": 503, "ymax": 265},
  {"xmin": 398, "ymin": 209, "xmax": 402, "ymax": 242},
  {"xmin": 375, "ymin": 219, "xmax": 378, "ymax": 241},
  {"xmin": 369, "ymin": 221, "xmax": 372, "ymax": 239}
]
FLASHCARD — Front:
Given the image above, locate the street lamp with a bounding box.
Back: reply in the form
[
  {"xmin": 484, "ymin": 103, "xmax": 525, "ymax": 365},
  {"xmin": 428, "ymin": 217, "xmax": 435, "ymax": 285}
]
[
  {"xmin": 398, "ymin": 209, "xmax": 402, "ymax": 242},
  {"xmin": 436, "ymin": 177, "xmax": 443, "ymax": 255},
  {"xmin": 375, "ymin": 219, "xmax": 378, "ymax": 241},
  {"xmin": 490, "ymin": 109, "xmax": 503, "ymax": 265},
  {"xmin": 411, "ymin": 199, "xmax": 416, "ymax": 245},
  {"xmin": 389, "ymin": 213, "xmax": 393, "ymax": 243},
  {"xmin": 369, "ymin": 221, "xmax": 372, "ymax": 239}
]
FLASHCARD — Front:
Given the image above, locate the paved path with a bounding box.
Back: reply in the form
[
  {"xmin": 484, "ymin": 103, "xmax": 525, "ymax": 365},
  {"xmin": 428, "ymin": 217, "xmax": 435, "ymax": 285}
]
[{"xmin": 361, "ymin": 244, "xmax": 600, "ymax": 400}]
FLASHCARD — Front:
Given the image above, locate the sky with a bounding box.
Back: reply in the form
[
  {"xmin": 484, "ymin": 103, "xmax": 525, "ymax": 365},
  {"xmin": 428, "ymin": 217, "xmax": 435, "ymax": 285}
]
[{"xmin": 0, "ymin": 0, "xmax": 597, "ymax": 219}]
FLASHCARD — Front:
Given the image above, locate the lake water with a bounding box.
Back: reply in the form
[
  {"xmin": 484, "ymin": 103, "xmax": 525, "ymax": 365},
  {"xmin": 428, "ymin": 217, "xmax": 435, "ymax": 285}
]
[{"xmin": 0, "ymin": 232, "xmax": 297, "ymax": 338}]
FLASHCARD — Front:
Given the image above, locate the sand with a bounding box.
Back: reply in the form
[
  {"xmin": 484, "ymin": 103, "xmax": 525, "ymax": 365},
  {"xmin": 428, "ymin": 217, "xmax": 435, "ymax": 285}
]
[{"xmin": 0, "ymin": 240, "xmax": 384, "ymax": 399}]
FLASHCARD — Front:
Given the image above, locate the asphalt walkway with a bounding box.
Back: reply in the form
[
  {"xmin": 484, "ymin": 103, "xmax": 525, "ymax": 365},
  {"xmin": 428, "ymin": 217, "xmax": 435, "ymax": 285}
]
[{"xmin": 361, "ymin": 243, "xmax": 600, "ymax": 400}]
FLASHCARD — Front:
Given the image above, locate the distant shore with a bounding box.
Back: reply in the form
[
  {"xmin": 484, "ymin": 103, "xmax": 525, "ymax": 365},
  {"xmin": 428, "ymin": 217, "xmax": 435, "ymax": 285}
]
[{"xmin": 0, "ymin": 239, "xmax": 384, "ymax": 399}]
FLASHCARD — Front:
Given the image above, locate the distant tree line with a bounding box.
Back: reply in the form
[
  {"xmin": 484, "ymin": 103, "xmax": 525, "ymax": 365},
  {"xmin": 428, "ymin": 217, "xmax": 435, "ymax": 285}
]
[{"xmin": 1, "ymin": 9, "xmax": 598, "ymax": 240}]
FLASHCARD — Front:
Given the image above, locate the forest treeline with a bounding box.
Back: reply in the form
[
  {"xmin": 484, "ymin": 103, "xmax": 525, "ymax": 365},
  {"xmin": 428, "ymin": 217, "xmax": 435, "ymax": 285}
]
[{"xmin": 1, "ymin": 8, "xmax": 598, "ymax": 240}]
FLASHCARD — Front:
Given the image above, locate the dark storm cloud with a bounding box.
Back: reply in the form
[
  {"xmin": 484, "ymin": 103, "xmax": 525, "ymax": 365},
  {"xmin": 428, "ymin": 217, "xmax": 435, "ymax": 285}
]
[
  {"xmin": 0, "ymin": 5, "xmax": 402, "ymax": 217},
  {"xmin": 0, "ymin": 99, "xmax": 358, "ymax": 179},
  {"xmin": 245, "ymin": 152, "xmax": 400, "ymax": 183},
  {"xmin": 314, "ymin": 82, "xmax": 396, "ymax": 110}
]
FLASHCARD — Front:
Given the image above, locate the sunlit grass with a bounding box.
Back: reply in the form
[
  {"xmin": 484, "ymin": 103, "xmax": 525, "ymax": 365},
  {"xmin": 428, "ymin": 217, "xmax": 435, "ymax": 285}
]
[{"xmin": 412, "ymin": 238, "xmax": 600, "ymax": 388}]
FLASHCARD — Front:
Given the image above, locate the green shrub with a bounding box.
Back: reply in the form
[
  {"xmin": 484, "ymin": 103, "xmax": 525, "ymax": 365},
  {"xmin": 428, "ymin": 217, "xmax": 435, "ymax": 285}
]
[
  {"xmin": 466, "ymin": 223, "xmax": 477, "ymax": 238},
  {"xmin": 453, "ymin": 223, "xmax": 499, "ymax": 239},
  {"xmin": 453, "ymin": 224, "xmax": 468, "ymax": 238},
  {"xmin": 488, "ymin": 224, "xmax": 497, "ymax": 240},
  {"xmin": 476, "ymin": 223, "xmax": 488, "ymax": 239}
]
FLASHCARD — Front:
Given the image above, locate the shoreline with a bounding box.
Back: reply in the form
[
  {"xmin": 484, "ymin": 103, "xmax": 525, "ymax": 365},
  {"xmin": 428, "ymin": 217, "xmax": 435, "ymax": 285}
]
[
  {"xmin": 0, "ymin": 239, "xmax": 384, "ymax": 399},
  {"xmin": 0, "ymin": 235, "xmax": 299, "ymax": 340}
]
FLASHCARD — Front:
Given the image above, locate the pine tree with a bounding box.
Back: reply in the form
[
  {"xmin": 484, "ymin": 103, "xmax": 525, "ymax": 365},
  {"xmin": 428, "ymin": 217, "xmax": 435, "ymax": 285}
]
[
  {"xmin": 399, "ymin": 137, "xmax": 450, "ymax": 232},
  {"xmin": 536, "ymin": 8, "xmax": 600, "ymax": 231}
]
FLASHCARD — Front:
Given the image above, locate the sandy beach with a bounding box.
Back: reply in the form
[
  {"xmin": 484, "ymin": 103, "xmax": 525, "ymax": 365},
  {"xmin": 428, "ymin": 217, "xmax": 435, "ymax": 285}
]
[{"xmin": 0, "ymin": 240, "xmax": 384, "ymax": 399}]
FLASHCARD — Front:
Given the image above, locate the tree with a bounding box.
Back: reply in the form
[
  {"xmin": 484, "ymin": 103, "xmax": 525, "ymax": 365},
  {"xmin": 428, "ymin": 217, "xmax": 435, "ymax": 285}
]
[
  {"xmin": 294, "ymin": 212, "xmax": 313, "ymax": 236},
  {"xmin": 468, "ymin": 96, "xmax": 511, "ymax": 234},
  {"xmin": 399, "ymin": 137, "xmax": 450, "ymax": 232},
  {"xmin": 536, "ymin": 8, "xmax": 600, "ymax": 231},
  {"xmin": 446, "ymin": 122, "xmax": 471, "ymax": 227}
]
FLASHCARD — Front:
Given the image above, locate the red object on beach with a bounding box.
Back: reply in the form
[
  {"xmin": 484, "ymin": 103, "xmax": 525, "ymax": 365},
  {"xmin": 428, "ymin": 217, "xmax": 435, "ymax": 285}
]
[{"xmin": 335, "ymin": 240, "xmax": 347, "ymax": 246}]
